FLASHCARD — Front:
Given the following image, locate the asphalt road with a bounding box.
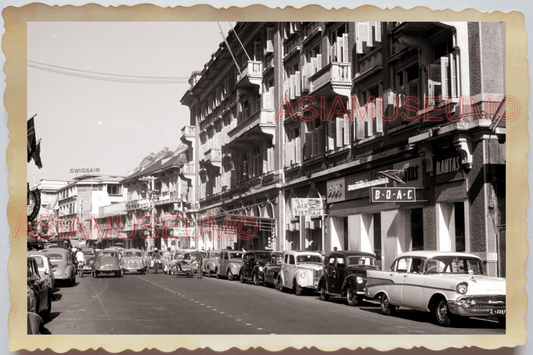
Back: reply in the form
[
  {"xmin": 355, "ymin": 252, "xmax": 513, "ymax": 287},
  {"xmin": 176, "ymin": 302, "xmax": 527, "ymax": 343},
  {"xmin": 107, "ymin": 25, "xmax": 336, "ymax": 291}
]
[{"xmin": 43, "ymin": 270, "xmax": 506, "ymax": 335}]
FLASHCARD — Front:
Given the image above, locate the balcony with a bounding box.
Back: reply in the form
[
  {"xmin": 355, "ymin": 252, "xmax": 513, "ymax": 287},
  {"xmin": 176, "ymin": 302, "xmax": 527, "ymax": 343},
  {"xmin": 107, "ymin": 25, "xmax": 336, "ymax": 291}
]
[
  {"xmin": 226, "ymin": 109, "xmax": 276, "ymax": 149},
  {"xmin": 181, "ymin": 126, "xmax": 196, "ymax": 145},
  {"xmin": 236, "ymin": 61, "xmax": 262, "ymax": 91},
  {"xmin": 203, "ymin": 148, "xmax": 222, "ymax": 170},
  {"xmin": 179, "ymin": 162, "xmax": 195, "ymax": 180},
  {"xmin": 309, "ymin": 62, "xmax": 352, "ymax": 98},
  {"xmin": 154, "ymin": 191, "xmax": 186, "ymax": 206}
]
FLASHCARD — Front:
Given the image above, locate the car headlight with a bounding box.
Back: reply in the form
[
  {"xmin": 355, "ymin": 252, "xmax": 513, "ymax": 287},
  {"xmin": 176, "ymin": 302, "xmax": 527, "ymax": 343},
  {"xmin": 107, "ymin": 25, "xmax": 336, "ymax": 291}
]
[
  {"xmin": 456, "ymin": 282, "xmax": 468, "ymax": 294},
  {"xmin": 300, "ymin": 271, "xmax": 307, "ymax": 278},
  {"xmin": 356, "ymin": 276, "xmax": 364, "ymax": 284}
]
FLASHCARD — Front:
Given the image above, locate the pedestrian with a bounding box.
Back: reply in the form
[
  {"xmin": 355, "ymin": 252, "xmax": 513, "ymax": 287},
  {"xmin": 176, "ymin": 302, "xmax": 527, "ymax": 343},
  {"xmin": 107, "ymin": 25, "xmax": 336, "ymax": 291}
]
[{"xmin": 196, "ymin": 251, "xmax": 204, "ymax": 279}]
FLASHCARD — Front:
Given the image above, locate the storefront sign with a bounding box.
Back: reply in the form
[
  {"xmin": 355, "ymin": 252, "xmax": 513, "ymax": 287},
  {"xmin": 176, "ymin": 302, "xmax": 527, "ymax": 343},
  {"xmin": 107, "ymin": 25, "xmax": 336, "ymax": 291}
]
[
  {"xmin": 434, "ymin": 149, "xmax": 464, "ymax": 184},
  {"xmin": 347, "ymin": 177, "xmax": 389, "ymax": 191},
  {"xmin": 327, "ymin": 178, "xmax": 345, "ymax": 203},
  {"xmin": 371, "ymin": 187, "xmax": 416, "ymax": 202},
  {"xmin": 392, "ymin": 158, "xmax": 423, "ymax": 187},
  {"xmin": 292, "ymin": 198, "xmax": 325, "ymax": 217}
]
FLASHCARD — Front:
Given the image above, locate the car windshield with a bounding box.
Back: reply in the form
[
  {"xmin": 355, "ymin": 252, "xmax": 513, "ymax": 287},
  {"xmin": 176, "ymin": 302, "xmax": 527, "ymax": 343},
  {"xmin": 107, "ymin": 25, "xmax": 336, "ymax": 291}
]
[
  {"xmin": 296, "ymin": 254, "xmax": 322, "ymax": 264},
  {"xmin": 229, "ymin": 253, "xmax": 243, "ymax": 259},
  {"xmin": 99, "ymin": 252, "xmax": 117, "ymax": 258},
  {"xmin": 347, "ymin": 256, "xmax": 378, "ymax": 267},
  {"xmin": 125, "ymin": 251, "xmax": 142, "ymax": 257},
  {"xmin": 427, "ymin": 256, "xmax": 484, "ymax": 275},
  {"xmin": 255, "ymin": 253, "xmax": 271, "ymax": 262},
  {"xmin": 47, "ymin": 253, "xmax": 62, "ymax": 261},
  {"xmin": 83, "ymin": 250, "xmax": 94, "ymax": 256},
  {"xmin": 33, "ymin": 257, "xmax": 44, "ymax": 268}
]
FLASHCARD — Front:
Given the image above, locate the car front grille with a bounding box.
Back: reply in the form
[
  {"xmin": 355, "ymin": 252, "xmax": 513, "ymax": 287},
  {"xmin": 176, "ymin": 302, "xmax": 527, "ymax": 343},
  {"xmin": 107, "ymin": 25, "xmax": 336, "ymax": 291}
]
[
  {"xmin": 470, "ymin": 295, "xmax": 506, "ymax": 309},
  {"xmin": 313, "ymin": 269, "xmax": 320, "ymax": 283}
]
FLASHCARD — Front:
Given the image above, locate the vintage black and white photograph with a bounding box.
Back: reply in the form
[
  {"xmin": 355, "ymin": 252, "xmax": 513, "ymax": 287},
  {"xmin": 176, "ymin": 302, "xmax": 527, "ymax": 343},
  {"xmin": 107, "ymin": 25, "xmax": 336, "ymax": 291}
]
[
  {"xmin": 24, "ymin": 18, "xmax": 511, "ymax": 338},
  {"xmin": 5, "ymin": 3, "xmax": 528, "ymax": 352}
]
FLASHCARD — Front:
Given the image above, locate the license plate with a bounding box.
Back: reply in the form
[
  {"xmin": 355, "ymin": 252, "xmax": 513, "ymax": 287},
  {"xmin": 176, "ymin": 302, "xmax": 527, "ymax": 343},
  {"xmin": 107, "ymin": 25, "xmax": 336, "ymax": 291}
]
[{"xmin": 489, "ymin": 309, "xmax": 506, "ymax": 315}]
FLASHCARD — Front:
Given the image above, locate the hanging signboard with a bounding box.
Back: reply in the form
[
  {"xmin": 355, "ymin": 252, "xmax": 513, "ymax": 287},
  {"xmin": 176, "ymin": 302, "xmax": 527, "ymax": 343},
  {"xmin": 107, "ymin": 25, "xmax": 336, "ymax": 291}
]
[
  {"xmin": 370, "ymin": 187, "xmax": 417, "ymax": 202},
  {"xmin": 291, "ymin": 198, "xmax": 325, "ymax": 217}
]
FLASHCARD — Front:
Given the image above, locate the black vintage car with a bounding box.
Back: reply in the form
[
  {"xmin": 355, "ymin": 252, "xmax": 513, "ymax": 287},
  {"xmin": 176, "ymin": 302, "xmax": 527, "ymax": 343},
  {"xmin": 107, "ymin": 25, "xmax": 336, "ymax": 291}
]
[
  {"xmin": 239, "ymin": 250, "xmax": 272, "ymax": 284},
  {"xmin": 261, "ymin": 252, "xmax": 283, "ymax": 287},
  {"xmin": 318, "ymin": 250, "xmax": 379, "ymax": 306}
]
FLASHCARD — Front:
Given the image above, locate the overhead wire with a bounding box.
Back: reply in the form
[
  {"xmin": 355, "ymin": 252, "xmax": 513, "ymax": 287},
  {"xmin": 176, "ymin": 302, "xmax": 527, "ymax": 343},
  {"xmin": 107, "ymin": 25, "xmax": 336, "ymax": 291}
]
[{"xmin": 27, "ymin": 60, "xmax": 189, "ymax": 84}]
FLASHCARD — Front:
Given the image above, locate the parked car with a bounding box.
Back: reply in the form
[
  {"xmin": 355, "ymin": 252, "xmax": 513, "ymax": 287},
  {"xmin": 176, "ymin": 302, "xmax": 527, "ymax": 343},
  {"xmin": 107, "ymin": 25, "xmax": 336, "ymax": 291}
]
[
  {"xmin": 239, "ymin": 250, "xmax": 272, "ymax": 284},
  {"xmin": 27, "ymin": 251, "xmax": 56, "ymax": 292},
  {"xmin": 318, "ymin": 250, "xmax": 379, "ymax": 306},
  {"xmin": 365, "ymin": 251, "xmax": 506, "ymax": 326},
  {"xmin": 81, "ymin": 248, "xmax": 96, "ymax": 274},
  {"xmin": 92, "ymin": 249, "xmax": 122, "ymax": 277},
  {"xmin": 42, "ymin": 247, "xmax": 76, "ymax": 286},
  {"xmin": 27, "ymin": 256, "xmax": 52, "ymax": 321},
  {"xmin": 121, "ymin": 248, "xmax": 147, "ymax": 274},
  {"xmin": 276, "ymin": 250, "xmax": 323, "ymax": 295},
  {"xmin": 215, "ymin": 250, "xmax": 243, "ymax": 280},
  {"xmin": 261, "ymin": 252, "xmax": 284, "ymax": 287},
  {"xmin": 202, "ymin": 250, "xmax": 221, "ymax": 277}
]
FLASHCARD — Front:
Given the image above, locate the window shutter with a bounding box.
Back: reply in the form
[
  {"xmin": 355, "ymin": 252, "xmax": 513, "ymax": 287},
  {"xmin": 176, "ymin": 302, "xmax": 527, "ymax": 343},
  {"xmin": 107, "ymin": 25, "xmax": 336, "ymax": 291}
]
[
  {"xmin": 336, "ymin": 116, "xmax": 343, "ymax": 147},
  {"xmin": 316, "ymin": 54, "xmax": 322, "ymax": 71},
  {"xmin": 440, "ymin": 56, "xmax": 449, "ymax": 99},
  {"xmin": 374, "ymin": 22, "xmax": 382, "ymax": 42},
  {"xmin": 295, "ymin": 137, "xmax": 302, "ymax": 164},
  {"xmin": 311, "ymin": 57, "xmax": 318, "ymax": 75},
  {"xmin": 366, "ymin": 22, "xmax": 373, "ymax": 47},
  {"xmin": 270, "ymin": 86, "xmax": 275, "ymax": 110},
  {"xmin": 263, "ymin": 150, "xmax": 268, "ymax": 173},
  {"xmin": 263, "ymin": 90, "xmax": 270, "ymax": 109},
  {"xmin": 449, "ymin": 53, "xmax": 457, "ymax": 98},
  {"xmin": 342, "ymin": 33, "xmax": 349, "ymax": 63},
  {"xmin": 269, "ymin": 147, "xmax": 275, "ymax": 171},
  {"xmin": 376, "ymin": 98, "xmax": 384, "ymax": 134},
  {"xmin": 266, "ymin": 28, "xmax": 274, "ymax": 53},
  {"xmin": 337, "ymin": 37, "xmax": 343, "ymax": 62},
  {"xmin": 285, "ymin": 140, "xmax": 294, "ymax": 167},
  {"xmin": 295, "ymin": 71, "xmax": 301, "ymax": 97},
  {"xmin": 343, "ymin": 113, "xmax": 351, "ymax": 145},
  {"xmin": 356, "ymin": 109, "xmax": 366, "ymax": 140},
  {"xmin": 428, "ymin": 63, "xmax": 442, "ymax": 106}
]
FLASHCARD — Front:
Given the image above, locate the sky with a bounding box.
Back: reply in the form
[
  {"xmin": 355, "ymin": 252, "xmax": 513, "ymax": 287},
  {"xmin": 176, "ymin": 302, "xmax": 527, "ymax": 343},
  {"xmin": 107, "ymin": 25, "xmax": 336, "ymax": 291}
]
[{"xmin": 27, "ymin": 21, "xmax": 234, "ymax": 185}]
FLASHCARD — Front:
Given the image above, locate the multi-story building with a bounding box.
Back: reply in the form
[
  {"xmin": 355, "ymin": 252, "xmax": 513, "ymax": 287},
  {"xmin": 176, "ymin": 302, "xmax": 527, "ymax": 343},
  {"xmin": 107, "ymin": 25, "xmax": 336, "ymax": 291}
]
[
  {"xmin": 27, "ymin": 179, "xmax": 69, "ymax": 244},
  {"xmin": 185, "ymin": 21, "xmax": 506, "ymax": 277},
  {"xmin": 54, "ymin": 173, "xmax": 126, "ymax": 248},
  {"xmin": 117, "ymin": 143, "xmax": 196, "ymax": 251}
]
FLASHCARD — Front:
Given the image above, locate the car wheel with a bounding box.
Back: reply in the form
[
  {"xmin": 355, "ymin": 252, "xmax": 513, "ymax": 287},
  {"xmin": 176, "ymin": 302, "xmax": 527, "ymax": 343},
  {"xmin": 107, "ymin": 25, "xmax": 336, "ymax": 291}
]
[
  {"xmin": 346, "ymin": 286, "xmax": 359, "ymax": 306},
  {"xmin": 319, "ymin": 283, "xmax": 329, "ymax": 301},
  {"xmin": 227, "ymin": 270, "xmax": 233, "ymax": 280},
  {"xmin": 435, "ymin": 299, "xmax": 453, "ymax": 327},
  {"xmin": 171, "ymin": 266, "xmax": 178, "ymax": 278},
  {"xmin": 70, "ymin": 274, "xmax": 76, "ymax": 286},
  {"xmin": 240, "ymin": 272, "xmax": 245, "ymax": 283},
  {"xmin": 293, "ymin": 280, "xmax": 302, "ymax": 296},
  {"xmin": 380, "ymin": 294, "xmax": 395, "ymax": 316},
  {"xmin": 215, "ymin": 268, "xmax": 220, "ymax": 279},
  {"xmin": 253, "ymin": 273, "xmax": 261, "ymax": 286}
]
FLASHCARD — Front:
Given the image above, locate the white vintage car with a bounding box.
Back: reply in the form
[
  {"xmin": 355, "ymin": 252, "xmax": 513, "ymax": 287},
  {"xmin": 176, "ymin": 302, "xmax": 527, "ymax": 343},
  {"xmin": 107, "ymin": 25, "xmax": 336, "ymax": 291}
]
[
  {"xmin": 365, "ymin": 251, "xmax": 506, "ymax": 327},
  {"xmin": 276, "ymin": 250, "xmax": 323, "ymax": 295}
]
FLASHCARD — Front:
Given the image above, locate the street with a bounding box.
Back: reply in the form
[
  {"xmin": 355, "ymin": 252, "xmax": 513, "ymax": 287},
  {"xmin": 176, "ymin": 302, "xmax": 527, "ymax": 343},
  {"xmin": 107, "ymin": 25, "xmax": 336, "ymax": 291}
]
[{"xmin": 43, "ymin": 271, "xmax": 505, "ymax": 335}]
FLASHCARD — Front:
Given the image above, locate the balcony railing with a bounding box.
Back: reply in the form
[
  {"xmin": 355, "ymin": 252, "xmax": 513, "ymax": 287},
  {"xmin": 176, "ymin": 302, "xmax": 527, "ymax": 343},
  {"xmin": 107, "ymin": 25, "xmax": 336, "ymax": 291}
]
[
  {"xmin": 228, "ymin": 109, "xmax": 275, "ymax": 144},
  {"xmin": 309, "ymin": 62, "xmax": 352, "ymax": 96},
  {"xmin": 236, "ymin": 61, "xmax": 263, "ymax": 88}
]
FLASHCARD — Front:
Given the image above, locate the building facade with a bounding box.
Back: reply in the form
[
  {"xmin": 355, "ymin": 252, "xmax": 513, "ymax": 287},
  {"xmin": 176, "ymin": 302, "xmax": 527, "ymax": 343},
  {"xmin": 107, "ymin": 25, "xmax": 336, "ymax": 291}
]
[
  {"xmin": 181, "ymin": 22, "xmax": 506, "ymax": 277},
  {"xmin": 117, "ymin": 143, "xmax": 196, "ymax": 252}
]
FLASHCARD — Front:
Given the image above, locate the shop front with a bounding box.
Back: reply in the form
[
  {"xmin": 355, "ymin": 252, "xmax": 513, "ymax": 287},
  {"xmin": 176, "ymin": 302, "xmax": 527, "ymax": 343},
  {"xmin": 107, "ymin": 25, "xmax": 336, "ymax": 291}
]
[{"xmin": 327, "ymin": 158, "xmax": 427, "ymax": 269}]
